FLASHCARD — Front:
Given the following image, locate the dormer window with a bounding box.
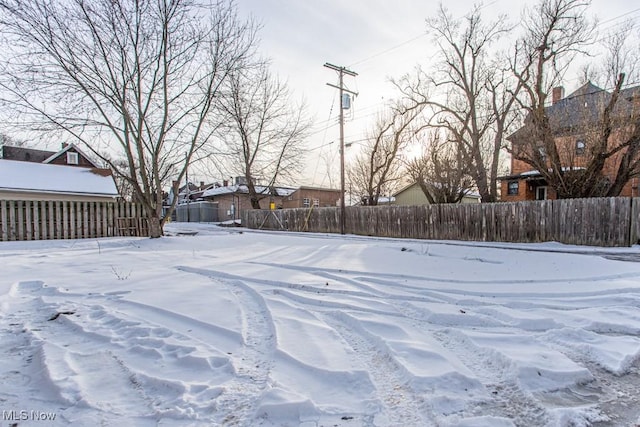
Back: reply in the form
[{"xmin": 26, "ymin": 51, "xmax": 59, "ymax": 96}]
[
  {"xmin": 576, "ymin": 140, "xmax": 585, "ymax": 155},
  {"xmin": 67, "ymin": 151, "xmax": 79, "ymax": 165}
]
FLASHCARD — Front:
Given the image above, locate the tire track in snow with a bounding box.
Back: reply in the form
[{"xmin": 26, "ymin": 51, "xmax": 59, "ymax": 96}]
[
  {"xmin": 587, "ymin": 360, "xmax": 640, "ymax": 426},
  {"xmin": 2, "ymin": 283, "xmax": 155, "ymax": 420},
  {"xmin": 177, "ymin": 266, "xmax": 277, "ymax": 427},
  {"xmin": 249, "ymin": 261, "xmax": 640, "ymax": 286},
  {"xmin": 538, "ymin": 339, "xmax": 640, "ymax": 426},
  {"xmin": 320, "ymin": 311, "xmax": 432, "ymax": 427},
  {"xmin": 431, "ymin": 329, "xmax": 549, "ymax": 426},
  {"xmin": 3, "ymin": 281, "xmax": 241, "ymax": 424}
]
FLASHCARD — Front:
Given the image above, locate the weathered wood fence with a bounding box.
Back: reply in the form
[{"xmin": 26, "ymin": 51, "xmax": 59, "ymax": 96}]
[
  {"xmin": 0, "ymin": 200, "xmax": 149, "ymax": 242},
  {"xmin": 244, "ymin": 197, "xmax": 640, "ymax": 247}
]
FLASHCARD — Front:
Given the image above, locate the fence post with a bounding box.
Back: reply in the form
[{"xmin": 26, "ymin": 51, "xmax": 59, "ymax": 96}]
[
  {"xmin": 25, "ymin": 201, "xmax": 33, "ymax": 241},
  {"xmin": 1, "ymin": 200, "xmax": 7, "ymax": 242},
  {"xmin": 630, "ymin": 198, "xmax": 639, "ymax": 246}
]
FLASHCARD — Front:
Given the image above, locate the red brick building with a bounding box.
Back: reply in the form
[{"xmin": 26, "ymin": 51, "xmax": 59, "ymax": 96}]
[
  {"xmin": 281, "ymin": 186, "xmax": 341, "ymax": 209},
  {"xmin": 500, "ymin": 83, "xmax": 640, "ymax": 201}
]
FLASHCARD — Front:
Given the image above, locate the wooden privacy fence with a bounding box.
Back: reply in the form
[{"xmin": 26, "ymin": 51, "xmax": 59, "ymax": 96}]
[
  {"xmin": 244, "ymin": 197, "xmax": 640, "ymax": 247},
  {"xmin": 0, "ymin": 200, "xmax": 149, "ymax": 242}
]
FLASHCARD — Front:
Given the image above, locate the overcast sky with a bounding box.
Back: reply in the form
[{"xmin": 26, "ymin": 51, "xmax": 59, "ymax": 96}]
[{"xmin": 235, "ymin": 0, "xmax": 640, "ymax": 189}]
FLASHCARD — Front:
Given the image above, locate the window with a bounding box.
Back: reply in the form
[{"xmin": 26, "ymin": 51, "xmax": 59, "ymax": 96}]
[
  {"xmin": 302, "ymin": 198, "xmax": 310, "ymax": 208},
  {"xmin": 313, "ymin": 198, "xmax": 320, "ymax": 207},
  {"xmin": 537, "ymin": 146, "xmax": 547, "ymax": 160},
  {"xmin": 66, "ymin": 152, "xmax": 79, "ymax": 165},
  {"xmin": 576, "ymin": 140, "xmax": 585, "ymax": 155},
  {"xmin": 507, "ymin": 181, "xmax": 519, "ymax": 195}
]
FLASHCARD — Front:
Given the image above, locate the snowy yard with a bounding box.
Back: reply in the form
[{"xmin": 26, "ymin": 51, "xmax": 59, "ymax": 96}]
[{"xmin": 1, "ymin": 223, "xmax": 640, "ymax": 427}]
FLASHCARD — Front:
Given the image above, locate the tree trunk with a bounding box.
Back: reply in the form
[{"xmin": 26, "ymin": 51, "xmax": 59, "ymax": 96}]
[
  {"xmin": 250, "ymin": 196, "xmax": 261, "ymax": 209},
  {"xmin": 148, "ymin": 215, "xmax": 162, "ymax": 238}
]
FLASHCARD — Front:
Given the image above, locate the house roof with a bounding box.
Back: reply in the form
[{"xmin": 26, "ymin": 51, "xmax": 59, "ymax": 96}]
[
  {"xmin": 499, "ymin": 167, "xmax": 586, "ymax": 181},
  {"xmin": 1, "ymin": 145, "xmax": 55, "ymax": 163},
  {"xmin": 202, "ymin": 184, "xmax": 296, "ymax": 198},
  {"xmin": 508, "ymin": 81, "xmax": 639, "ymax": 141},
  {"xmin": 42, "ymin": 143, "xmax": 100, "ymax": 168},
  {"xmin": 1, "ymin": 143, "xmax": 100, "ymax": 168},
  {"xmin": 0, "ymin": 159, "xmax": 119, "ymax": 197},
  {"xmin": 393, "ymin": 181, "xmax": 420, "ymax": 197},
  {"xmin": 295, "ymin": 186, "xmax": 341, "ymax": 193},
  {"xmin": 393, "ymin": 181, "xmax": 481, "ymax": 199},
  {"xmin": 548, "ymin": 82, "xmax": 633, "ymax": 128}
]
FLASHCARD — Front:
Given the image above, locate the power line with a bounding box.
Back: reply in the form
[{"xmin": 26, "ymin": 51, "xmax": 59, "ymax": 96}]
[
  {"xmin": 348, "ymin": 0, "xmax": 501, "ymax": 69},
  {"xmin": 598, "ymin": 7, "xmax": 640, "ymax": 26}
]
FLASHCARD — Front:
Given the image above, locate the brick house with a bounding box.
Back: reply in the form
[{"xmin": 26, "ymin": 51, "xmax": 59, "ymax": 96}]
[
  {"xmin": 500, "ymin": 82, "xmax": 640, "ymax": 201},
  {"xmin": 281, "ymin": 186, "xmax": 341, "ymax": 209}
]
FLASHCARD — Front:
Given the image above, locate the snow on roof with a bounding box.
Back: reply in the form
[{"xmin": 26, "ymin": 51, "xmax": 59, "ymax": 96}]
[
  {"xmin": 202, "ymin": 184, "xmax": 296, "ymax": 198},
  {"xmin": 0, "ymin": 159, "xmax": 119, "ymax": 197},
  {"xmin": 516, "ymin": 167, "xmax": 586, "ymax": 179}
]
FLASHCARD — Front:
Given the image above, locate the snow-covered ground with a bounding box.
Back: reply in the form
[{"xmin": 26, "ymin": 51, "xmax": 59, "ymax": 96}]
[{"xmin": 1, "ymin": 223, "xmax": 640, "ymax": 427}]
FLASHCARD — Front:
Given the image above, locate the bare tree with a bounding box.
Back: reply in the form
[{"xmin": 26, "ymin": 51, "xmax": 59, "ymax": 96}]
[
  {"xmin": 424, "ymin": 4, "xmax": 518, "ymax": 203},
  {"xmin": 348, "ymin": 93, "xmax": 425, "ymax": 206},
  {"xmin": 0, "ymin": 133, "xmax": 25, "ymax": 147},
  {"xmin": 406, "ymin": 131, "xmax": 475, "ymax": 204},
  {"xmin": 215, "ymin": 63, "xmax": 310, "ymax": 209},
  {"xmin": 510, "ymin": 0, "xmax": 640, "ymax": 198},
  {"xmin": 0, "ymin": 0, "xmax": 258, "ymax": 237}
]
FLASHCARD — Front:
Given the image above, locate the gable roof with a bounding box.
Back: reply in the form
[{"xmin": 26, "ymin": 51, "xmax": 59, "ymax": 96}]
[
  {"xmin": 546, "ymin": 82, "xmax": 634, "ymax": 129},
  {"xmin": 42, "ymin": 143, "xmax": 100, "ymax": 168},
  {"xmin": 509, "ymin": 82, "xmax": 639, "ymax": 141},
  {"xmin": 1, "ymin": 143, "xmax": 100, "ymax": 168},
  {"xmin": 393, "ymin": 181, "xmax": 481, "ymax": 199},
  {"xmin": 0, "ymin": 159, "xmax": 119, "ymax": 197}
]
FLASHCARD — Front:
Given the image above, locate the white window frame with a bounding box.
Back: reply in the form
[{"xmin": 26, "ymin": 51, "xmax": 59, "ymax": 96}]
[
  {"xmin": 536, "ymin": 186, "xmax": 548, "ymax": 200},
  {"xmin": 66, "ymin": 152, "xmax": 79, "ymax": 165},
  {"xmin": 302, "ymin": 197, "xmax": 310, "ymax": 208},
  {"xmin": 313, "ymin": 198, "xmax": 320, "ymax": 207}
]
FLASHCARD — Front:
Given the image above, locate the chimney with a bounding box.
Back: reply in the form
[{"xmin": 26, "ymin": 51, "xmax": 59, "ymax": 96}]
[
  {"xmin": 223, "ymin": 179, "xmax": 228, "ymax": 187},
  {"xmin": 552, "ymin": 86, "xmax": 564, "ymax": 105},
  {"xmin": 62, "ymin": 142, "xmax": 68, "ymax": 149},
  {"xmin": 200, "ymin": 181, "xmax": 205, "ymax": 190}
]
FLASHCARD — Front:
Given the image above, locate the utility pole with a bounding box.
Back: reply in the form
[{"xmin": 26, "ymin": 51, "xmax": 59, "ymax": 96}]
[
  {"xmin": 324, "ymin": 62, "xmax": 357, "ymax": 235},
  {"xmin": 184, "ymin": 151, "xmax": 190, "ymax": 223}
]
